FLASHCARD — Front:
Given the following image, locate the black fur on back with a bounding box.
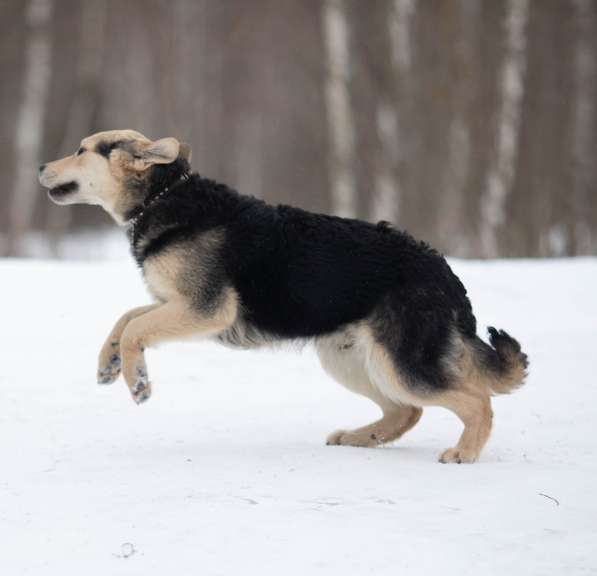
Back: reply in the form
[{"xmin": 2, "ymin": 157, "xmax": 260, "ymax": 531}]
[{"xmin": 130, "ymin": 162, "xmax": 480, "ymax": 392}]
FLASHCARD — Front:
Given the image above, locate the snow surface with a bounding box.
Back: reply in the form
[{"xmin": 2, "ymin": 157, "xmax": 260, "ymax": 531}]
[{"xmin": 1, "ymin": 256, "xmax": 596, "ymax": 575}]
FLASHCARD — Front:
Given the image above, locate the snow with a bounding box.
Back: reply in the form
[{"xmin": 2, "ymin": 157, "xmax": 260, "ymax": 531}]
[{"xmin": 1, "ymin": 256, "xmax": 596, "ymax": 575}]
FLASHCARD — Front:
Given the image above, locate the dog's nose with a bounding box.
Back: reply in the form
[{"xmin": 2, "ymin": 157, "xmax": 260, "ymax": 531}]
[{"xmin": 38, "ymin": 163, "xmax": 46, "ymax": 174}]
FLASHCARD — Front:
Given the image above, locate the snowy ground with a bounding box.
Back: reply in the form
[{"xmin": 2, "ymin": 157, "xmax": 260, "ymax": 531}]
[{"xmin": 1, "ymin": 255, "xmax": 596, "ymax": 575}]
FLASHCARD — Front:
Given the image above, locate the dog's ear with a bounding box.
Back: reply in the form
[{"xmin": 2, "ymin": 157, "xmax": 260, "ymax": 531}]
[
  {"xmin": 179, "ymin": 142, "xmax": 192, "ymax": 163},
  {"xmin": 135, "ymin": 137, "xmax": 180, "ymax": 169}
]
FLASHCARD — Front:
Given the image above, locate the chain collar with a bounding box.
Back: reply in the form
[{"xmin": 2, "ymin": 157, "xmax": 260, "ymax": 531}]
[{"xmin": 129, "ymin": 172, "xmax": 190, "ymax": 236}]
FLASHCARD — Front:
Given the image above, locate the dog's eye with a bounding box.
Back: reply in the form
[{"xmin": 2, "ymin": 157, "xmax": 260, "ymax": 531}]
[{"xmin": 76, "ymin": 147, "xmax": 85, "ymax": 156}]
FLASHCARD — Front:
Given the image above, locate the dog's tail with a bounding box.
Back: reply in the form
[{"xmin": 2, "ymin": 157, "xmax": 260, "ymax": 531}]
[{"xmin": 471, "ymin": 327, "xmax": 529, "ymax": 395}]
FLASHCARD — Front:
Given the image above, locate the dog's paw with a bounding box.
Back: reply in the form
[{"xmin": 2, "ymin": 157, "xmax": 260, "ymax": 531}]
[
  {"xmin": 130, "ymin": 366, "xmax": 151, "ymax": 405},
  {"xmin": 97, "ymin": 351, "xmax": 121, "ymax": 385},
  {"xmin": 438, "ymin": 447, "xmax": 478, "ymax": 464},
  {"xmin": 326, "ymin": 429, "xmax": 379, "ymax": 448}
]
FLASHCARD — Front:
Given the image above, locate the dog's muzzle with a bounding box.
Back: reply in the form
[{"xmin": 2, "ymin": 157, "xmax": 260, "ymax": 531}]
[{"xmin": 38, "ymin": 164, "xmax": 79, "ymax": 202}]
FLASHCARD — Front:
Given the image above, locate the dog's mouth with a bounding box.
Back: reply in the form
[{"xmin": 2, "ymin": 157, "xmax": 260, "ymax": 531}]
[{"xmin": 48, "ymin": 181, "xmax": 79, "ymax": 201}]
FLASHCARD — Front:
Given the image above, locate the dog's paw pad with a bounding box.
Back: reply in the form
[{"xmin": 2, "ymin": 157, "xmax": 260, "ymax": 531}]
[
  {"xmin": 132, "ymin": 380, "xmax": 147, "ymax": 395},
  {"xmin": 438, "ymin": 447, "xmax": 478, "ymax": 464},
  {"xmin": 131, "ymin": 368, "xmax": 151, "ymax": 404},
  {"xmin": 97, "ymin": 353, "xmax": 121, "ymax": 385},
  {"xmin": 133, "ymin": 388, "xmax": 151, "ymax": 404}
]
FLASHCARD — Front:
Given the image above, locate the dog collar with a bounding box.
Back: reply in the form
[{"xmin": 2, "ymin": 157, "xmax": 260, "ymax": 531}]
[{"xmin": 129, "ymin": 172, "xmax": 190, "ymax": 231}]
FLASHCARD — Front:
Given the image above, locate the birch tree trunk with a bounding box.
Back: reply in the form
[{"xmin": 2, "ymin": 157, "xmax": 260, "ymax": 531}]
[
  {"xmin": 373, "ymin": 0, "xmax": 416, "ymax": 227},
  {"xmin": 323, "ymin": 0, "xmax": 356, "ymax": 218},
  {"xmin": 379, "ymin": 0, "xmax": 418, "ymax": 232},
  {"xmin": 480, "ymin": 0, "xmax": 529, "ymax": 257},
  {"xmin": 8, "ymin": 0, "xmax": 53, "ymax": 257}
]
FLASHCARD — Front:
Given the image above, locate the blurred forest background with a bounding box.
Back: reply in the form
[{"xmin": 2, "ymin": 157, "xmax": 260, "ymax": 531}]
[{"xmin": 0, "ymin": 0, "xmax": 596, "ymax": 259}]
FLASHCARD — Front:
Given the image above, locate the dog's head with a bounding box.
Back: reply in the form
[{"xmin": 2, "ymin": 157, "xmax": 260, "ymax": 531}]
[{"xmin": 38, "ymin": 129, "xmax": 192, "ymax": 224}]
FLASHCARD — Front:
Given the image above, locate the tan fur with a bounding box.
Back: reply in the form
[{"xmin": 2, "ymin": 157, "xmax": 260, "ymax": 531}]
[
  {"xmin": 97, "ymin": 304, "xmax": 160, "ymax": 385},
  {"xmin": 143, "ymin": 250, "xmax": 186, "ymax": 303},
  {"xmin": 97, "ymin": 235, "xmax": 227, "ymax": 385},
  {"xmin": 142, "ymin": 230, "xmax": 225, "ymax": 302},
  {"xmin": 450, "ymin": 339, "xmax": 526, "ymax": 396},
  {"xmin": 316, "ymin": 326, "xmax": 425, "ymax": 448},
  {"xmin": 315, "ymin": 322, "xmax": 495, "ymax": 462},
  {"xmin": 435, "ymin": 390, "xmax": 493, "ymax": 464},
  {"xmin": 119, "ymin": 289, "xmax": 238, "ymax": 403}
]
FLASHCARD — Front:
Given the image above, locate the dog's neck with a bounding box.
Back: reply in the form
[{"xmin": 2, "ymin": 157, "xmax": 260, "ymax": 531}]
[
  {"xmin": 128, "ymin": 172, "xmax": 190, "ymax": 227},
  {"xmin": 124, "ymin": 159, "xmax": 190, "ymax": 226}
]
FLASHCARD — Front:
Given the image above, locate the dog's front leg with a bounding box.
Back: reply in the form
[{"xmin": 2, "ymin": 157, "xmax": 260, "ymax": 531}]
[
  {"xmin": 119, "ymin": 294, "xmax": 237, "ymax": 404},
  {"xmin": 97, "ymin": 304, "xmax": 159, "ymax": 385}
]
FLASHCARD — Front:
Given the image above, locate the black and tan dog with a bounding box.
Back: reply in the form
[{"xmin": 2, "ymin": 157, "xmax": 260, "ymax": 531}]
[{"xmin": 39, "ymin": 129, "xmax": 528, "ymax": 463}]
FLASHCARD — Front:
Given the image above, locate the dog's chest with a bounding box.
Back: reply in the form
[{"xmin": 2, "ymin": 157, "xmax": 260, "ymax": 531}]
[{"xmin": 142, "ymin": 252, "xmax": 183, "ymax": 302}]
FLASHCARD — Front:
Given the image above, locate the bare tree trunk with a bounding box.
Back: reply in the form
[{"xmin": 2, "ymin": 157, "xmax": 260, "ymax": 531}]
[
  {"xmin": 194, "ymin": 1, "xmax": 227, "ymax": 184},
  {"xmin": 46, "ymin": 0, "xmax": 106, "ymax": 255},
  {"xmin": 404, "ymin": 1, "xmax": 457, "ymax": 244},
  {"xmin": 348, "ymin": 0, "xmax": 391, "ymax": 220},
  {"xmin": 509, "ymin": 0, "xmax": 576, "ymax": 257},
  {"xmin": 372, "ymin": 98, "xmax": 399, "ymax": 223},
  {"xmin": 386, "ymin": 0, "xmax": 417, "ymax": 230},
  {"xmin": 323, "ymin": 0, "xmax": 356, "ymax": 217},
  {"xmin": 465, "ymin": 0, "xmax": 506, "ymax": 258},
  {"xmin": 169, "ymin": 0, "xmax": 203, "ymax": 144},
  {"xmin": 0, "ymin": 1, "xmax": 27, "ymax": 255},
  {"xmin": 391, "ymin": 0, "xmax": 415, "ymax": 79},
  {"xmin": 571, "ymin": 0, "xmax": 596, "ymax": 254},
  {"xmin": 372, "ymin": 0, "xmax": 416, "ymax": 226},
  {"xmin": 8, "ymin": 0, "xmax": 53, "ymax": 257},
  {"xmin": 436, "ymin": 0, "xmax": 475, "ymax": 256},
  {"xmin": 479, "ymin": 0, "xmax": 529, "ymax": 258}
]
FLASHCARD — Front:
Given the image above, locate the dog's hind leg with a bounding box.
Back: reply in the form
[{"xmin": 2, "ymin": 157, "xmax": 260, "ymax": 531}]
[
  {"xmin": 316, "ymin": 329, "xmax": 423, "ymax": 448},
  {"xmin": 435, "ymin": 389, "xmax": 493, "ymax": 463},
  {"xmin": 98, "ymin": 304, "xmax": 159, "ymax": 385},
  {"xmin": 364, "ymin": 328, "xmax": 493, "ymax": 463},
  {"xmin": 119, "ymin": 291, "xmax": 237, "ymax": 404}
]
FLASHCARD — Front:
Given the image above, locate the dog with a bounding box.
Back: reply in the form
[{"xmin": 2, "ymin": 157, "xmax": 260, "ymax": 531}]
[{"xmin": 38, "ymin": 129, "xmax": 528, "ymax": 463}]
